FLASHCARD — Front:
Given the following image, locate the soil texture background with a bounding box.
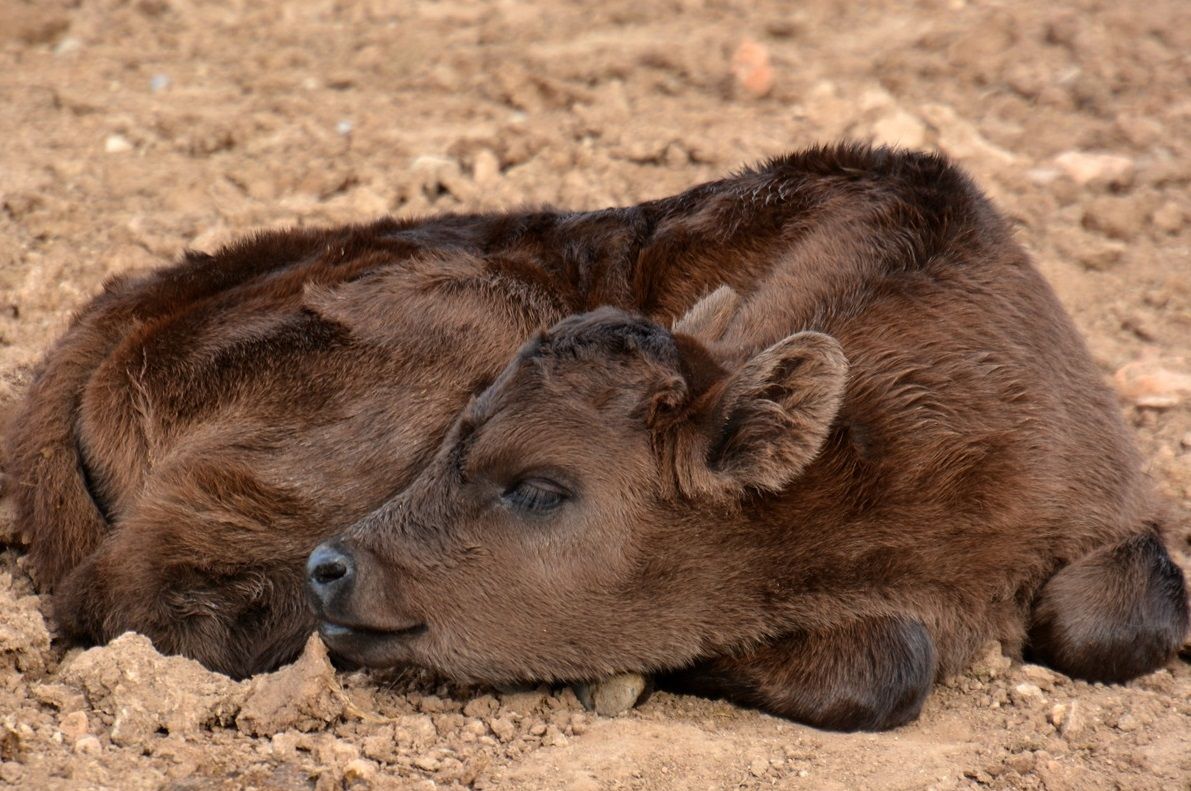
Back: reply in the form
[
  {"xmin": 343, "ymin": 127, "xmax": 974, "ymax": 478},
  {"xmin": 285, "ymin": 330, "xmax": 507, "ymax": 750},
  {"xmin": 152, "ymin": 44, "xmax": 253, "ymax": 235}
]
[{"xmin": 1, "ymin": 1, "xmax": 1189, "ymax": 789}]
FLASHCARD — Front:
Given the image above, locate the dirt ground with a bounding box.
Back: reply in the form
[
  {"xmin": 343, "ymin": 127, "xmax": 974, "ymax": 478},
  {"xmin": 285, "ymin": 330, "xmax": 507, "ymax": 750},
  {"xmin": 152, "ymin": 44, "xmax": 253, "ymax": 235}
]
[{"xmin": 1, "ymin": 0, "xmax": 1189, "ymax": 789}]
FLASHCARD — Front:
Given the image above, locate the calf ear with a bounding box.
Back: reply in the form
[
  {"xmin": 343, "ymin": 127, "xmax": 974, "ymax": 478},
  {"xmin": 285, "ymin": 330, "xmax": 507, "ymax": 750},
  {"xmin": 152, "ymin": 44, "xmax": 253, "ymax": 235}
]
[
  {"xmin": 703, "ymin": 331, "xmax": 847, "ymax": 494},
  {"xmin": 673, "ymin": 286, "xmax": 740, "ymax": 343}
]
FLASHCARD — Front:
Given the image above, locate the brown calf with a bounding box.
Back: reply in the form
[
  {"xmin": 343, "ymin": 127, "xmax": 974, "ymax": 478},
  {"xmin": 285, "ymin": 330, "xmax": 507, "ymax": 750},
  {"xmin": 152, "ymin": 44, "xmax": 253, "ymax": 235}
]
[{"xmin": 306, "ymin": 152, "xmax": 1188, "ymax": 731}]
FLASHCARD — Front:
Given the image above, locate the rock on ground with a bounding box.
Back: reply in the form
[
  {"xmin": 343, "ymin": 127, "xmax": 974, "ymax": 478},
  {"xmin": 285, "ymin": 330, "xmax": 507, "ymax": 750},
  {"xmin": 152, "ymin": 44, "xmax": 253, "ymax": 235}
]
[
  {"xmin": 237, "ymin": 633, "xmax": 345, "ymax": 736},
  {"xmin": 0, "ymin": 575, "xmax": 51, "ymax": 679},
  {"xmin": 58, "ymin": 633, "xmax": 242, "ymax": 747}
]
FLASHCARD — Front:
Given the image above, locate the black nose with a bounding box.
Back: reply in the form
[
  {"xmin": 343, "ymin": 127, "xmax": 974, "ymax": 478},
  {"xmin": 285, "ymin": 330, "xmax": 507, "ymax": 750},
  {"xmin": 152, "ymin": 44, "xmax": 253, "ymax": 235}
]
[{"xmin": 307, "ymin": 542, "xmax": 355, "ymax": 606}]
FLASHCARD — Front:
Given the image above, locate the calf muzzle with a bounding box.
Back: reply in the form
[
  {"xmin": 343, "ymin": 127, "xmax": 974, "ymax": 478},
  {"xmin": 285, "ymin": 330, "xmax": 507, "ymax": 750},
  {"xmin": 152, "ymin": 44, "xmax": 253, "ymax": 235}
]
[{"xmin": 306, "ymin": 541, "xmax": 356, "ymax": 612}]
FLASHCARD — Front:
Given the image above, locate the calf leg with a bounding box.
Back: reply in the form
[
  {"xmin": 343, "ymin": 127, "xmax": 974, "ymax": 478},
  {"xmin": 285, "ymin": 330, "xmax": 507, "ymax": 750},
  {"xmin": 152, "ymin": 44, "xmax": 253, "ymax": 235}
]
[
  {"xmin": 1027, "ymin": 530, "xmax": 1189, "ymax": 683},
  {"xmin": 661, "ymin": 615, "xmax": 936, "ymax": 731}
]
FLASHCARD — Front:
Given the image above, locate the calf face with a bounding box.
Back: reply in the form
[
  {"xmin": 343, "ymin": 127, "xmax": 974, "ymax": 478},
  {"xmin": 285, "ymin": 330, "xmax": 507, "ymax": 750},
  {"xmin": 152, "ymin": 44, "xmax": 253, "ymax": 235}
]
[{"xmin": 309, "ymin": 294, "xmax": 849, "ymax": 683}]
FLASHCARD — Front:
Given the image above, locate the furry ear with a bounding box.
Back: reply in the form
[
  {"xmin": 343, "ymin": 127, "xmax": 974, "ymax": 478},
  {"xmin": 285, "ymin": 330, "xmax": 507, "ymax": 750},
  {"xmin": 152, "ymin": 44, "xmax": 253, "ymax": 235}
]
[
  {"xmin": 702, "ymin": 331, "xmax": 847, "ymax": 494},
  {"xmin": 672, "ymin": 285, "xmax": 740, "ymax": 343},
  {"xmin": 645, "ymin": 375, "xmax": 688, "ymax": 430}
]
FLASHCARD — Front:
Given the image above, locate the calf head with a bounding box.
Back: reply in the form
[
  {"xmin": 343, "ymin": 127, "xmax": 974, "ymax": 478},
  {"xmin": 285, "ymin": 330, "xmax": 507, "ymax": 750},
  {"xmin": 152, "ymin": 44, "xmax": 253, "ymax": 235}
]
[{"xmin": 308, "ymin": 288, "xmax": 849, "ymax": 683}]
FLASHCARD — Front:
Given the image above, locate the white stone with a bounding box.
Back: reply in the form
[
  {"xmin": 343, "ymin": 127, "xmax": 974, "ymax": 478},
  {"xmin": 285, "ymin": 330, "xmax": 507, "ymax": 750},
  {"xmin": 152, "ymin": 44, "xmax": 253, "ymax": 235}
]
[
  {"xmin": 872, "ymin": 109, "xmax": 927, "ymax": 149},
  {"xmin": 104, "ymin": 134, "xmax": 133, "ymax": 154},
  {"xmin": 1053, "ymin": 151, "xmax": 1135, "ymax": 187}
]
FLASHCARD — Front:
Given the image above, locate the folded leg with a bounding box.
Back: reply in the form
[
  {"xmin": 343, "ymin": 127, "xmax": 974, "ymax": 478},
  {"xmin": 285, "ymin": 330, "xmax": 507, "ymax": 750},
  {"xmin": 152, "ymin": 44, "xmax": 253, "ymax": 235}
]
[{"xmin": 661, "ymin": 615, "xmax": 937, "ymax": 732}]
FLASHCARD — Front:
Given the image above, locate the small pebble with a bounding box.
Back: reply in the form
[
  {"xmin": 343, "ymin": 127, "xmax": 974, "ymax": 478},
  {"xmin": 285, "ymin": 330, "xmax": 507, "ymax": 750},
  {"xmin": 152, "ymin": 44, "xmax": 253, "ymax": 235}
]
[
  {"xmin": 1057, "ymin": 701, "xmax": 1087, "ymax": 738},
  {"xmin": 1018, "ymin": 664, "xmax": 1061, "ymax": 689},
  {"xmin": 1151, "ymin": 201, "xmax": 1185, "ymax": 234},
  {"xmin": 1116, "ymin": 714, "xmax": 1139, "ymax": 732},
  {"xmin": 968, "ymin": 641, "xmax": 1012, "ymax": 680},
  {"xmin": 54, "ymin": 37, "xmax": 82, "ymax": 56},
  {"xmin": 1012, "ymin": 682, "xmax": 1045, "ymax": 705},
  {"xmin": 343, "ymin": 758, "xmax": 377, "ymax": 782},
  {"xmin": 575, "ymin": 673, "xmax": 647, "ymax": 717},
  {"xmin": 472, "ymin": 148, "xmax": 501, "ymax": 184},
  {"xmin": 1114, "ymin": 360, "xmax": 1191, "ymax": 409},
  {"xmin": 73, "ymin": 735, "xmax": 102, "ymax": 756},
  {"xmin": 58, "ymin": 711, "xmax": 89, "ymax": 741},
  {"xmin": 1053, "ymin": 150, "xmax": 1134, "ymax": 188},
  {"xmin": 731, "ymin": 38, "xmax": 774, "ymax": 98},
  {"xmin": 105, "ymin": 134, "xmax": 133, "ymax": 154}
]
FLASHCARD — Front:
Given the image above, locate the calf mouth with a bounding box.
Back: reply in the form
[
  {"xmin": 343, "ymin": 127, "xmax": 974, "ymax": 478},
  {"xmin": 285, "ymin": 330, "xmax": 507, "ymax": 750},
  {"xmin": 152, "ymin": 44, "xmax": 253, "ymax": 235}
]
[{"xmin": 317, "ymin": 619, "xmax": 428, "ymax": 668}]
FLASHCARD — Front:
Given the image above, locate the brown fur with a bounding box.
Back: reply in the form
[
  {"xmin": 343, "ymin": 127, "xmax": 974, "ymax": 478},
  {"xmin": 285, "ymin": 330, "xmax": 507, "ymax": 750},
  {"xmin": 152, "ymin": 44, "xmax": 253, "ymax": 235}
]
[
  {"xmin": 7, "ymin": 145, "xmax": 1186, "ymax": 722},
  {"xmin": 305, "ymin": 147, "xmax": 1189, "ymax": 730}
]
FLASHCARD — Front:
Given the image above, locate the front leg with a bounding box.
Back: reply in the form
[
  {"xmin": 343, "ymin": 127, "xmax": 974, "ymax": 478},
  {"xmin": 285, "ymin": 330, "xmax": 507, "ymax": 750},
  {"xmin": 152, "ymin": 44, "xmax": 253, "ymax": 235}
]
[{"xmin": 661, "ymin": 615, "xmax": 937, "ymax": 731}]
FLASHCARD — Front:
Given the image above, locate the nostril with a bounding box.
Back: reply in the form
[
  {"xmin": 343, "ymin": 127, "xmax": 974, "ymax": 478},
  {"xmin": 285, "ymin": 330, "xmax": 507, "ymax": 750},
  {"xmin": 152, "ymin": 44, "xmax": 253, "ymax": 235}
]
[
  {"xmin": 312, "ymin": 557, "xmax": 347, "ymax": 584},
  {"xmin": 307, "ymin": 544, "xmax": 354, "ymax": 588}
]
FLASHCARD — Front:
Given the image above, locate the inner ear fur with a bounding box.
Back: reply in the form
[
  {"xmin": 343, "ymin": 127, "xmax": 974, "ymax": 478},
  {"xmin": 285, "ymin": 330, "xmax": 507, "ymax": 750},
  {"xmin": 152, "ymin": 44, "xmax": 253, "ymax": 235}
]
[
  {"xmin": 645, "ymin": 375, "xmax": 688, "ymax": 429},
  {"xmin": 672, "ymin": 285, "xmax": 741, "ymax": 344},
  {"xmin": 695, "ymin": 331, "xmax": 848, "ymax": 495}
]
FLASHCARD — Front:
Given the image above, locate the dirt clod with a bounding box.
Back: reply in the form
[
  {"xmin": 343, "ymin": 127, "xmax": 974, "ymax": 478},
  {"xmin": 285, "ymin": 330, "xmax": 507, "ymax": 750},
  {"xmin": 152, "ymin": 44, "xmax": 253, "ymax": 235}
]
[
  {"xmin": 58, "ymin": 632, "xmax": 242, "ymax": 747},
  {"xmin": 1113, "ymin": 358, "xmax": 1191, "ymax": 408},
  {"xmin": 968, "ymin": 641, "xmax": 1013, "ymax": 681},
  {"xmin": 237, "ymin": 633, "xmax": 345, "ymax": 736},
  {"xmin": 1053, "ymin": 150, "xmax": 1136, "ymax": 188},
  {"xmin": 1011, "ymin": 682, "xmax": 1046, "ymax": 706},
  {"xmin": 730, "ymin": 38, "xmax": 775, "ymax": 99},
  {"xmin": 575, "ymin": 673, "xmax": 648, "ymax": 717},
  {"xmin": 58, "ymin": 710, "xmax": 89, "ymax": 741},
  {"xmin": 0, "ymin": 578, "xmax": 51, "ymax": 677}
]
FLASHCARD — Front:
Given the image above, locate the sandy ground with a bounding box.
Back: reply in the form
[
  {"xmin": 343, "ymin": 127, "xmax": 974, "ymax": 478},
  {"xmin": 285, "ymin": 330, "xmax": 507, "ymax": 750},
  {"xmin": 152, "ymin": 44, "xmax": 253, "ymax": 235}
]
[{"xmin": 1, "ymin": 0, "xmax": 1189, "ymax": 789}]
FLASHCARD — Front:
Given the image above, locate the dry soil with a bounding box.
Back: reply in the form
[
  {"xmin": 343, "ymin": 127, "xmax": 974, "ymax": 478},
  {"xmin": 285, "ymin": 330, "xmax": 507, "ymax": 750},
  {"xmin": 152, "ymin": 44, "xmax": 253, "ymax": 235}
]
[{"xmin": 1, "ymin": 1, "xmax": 1189, "ymax": 789}]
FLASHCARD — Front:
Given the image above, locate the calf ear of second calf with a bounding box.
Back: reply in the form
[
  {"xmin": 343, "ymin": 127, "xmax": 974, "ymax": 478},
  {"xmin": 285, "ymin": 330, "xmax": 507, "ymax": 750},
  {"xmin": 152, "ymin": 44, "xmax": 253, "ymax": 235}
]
[{"xmin": 671, "ymin": 285, "xmax": 741, "ymax": 343}]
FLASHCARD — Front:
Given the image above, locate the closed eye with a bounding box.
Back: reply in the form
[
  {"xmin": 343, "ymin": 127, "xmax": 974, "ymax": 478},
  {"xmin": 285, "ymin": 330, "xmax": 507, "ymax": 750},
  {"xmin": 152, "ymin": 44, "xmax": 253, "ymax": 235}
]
[{"xmin": 502, "ymin": 478, "xmax": 570, "ymax": 513}]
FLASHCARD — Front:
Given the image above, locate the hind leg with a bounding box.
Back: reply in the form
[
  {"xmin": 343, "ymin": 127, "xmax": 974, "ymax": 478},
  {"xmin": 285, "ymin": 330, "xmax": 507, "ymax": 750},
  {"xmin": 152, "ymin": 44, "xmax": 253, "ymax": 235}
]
[
  {"xmin": 660, "ymin": 615, "xmax": 937, "ymax": 732},
  {"xmin": 1027, "ymin": 531, "xmax": 1189, "ymax": 683}
]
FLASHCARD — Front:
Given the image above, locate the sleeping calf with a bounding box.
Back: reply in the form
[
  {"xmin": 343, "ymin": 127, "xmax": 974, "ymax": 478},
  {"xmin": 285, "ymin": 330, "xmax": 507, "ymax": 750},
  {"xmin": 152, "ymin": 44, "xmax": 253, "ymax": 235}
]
[{"xmin": 308, "ymin": 179, "xmax": 1189, "ymax": 732}]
